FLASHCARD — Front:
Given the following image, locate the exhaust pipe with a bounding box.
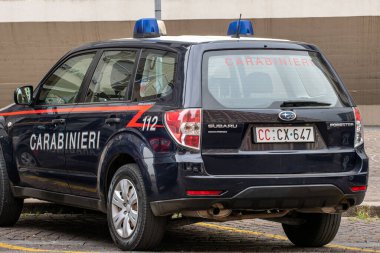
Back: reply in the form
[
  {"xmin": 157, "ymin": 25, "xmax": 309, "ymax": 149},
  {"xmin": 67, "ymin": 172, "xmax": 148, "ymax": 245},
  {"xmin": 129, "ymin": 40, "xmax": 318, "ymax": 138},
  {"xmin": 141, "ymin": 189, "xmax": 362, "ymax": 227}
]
[
  {"xmin": 182, "ymin": 203, "xmax": 232, "ymax": 219},
  {"xmin": 208, "ymin": 203, "xmax": 232, "ymax": 218}
]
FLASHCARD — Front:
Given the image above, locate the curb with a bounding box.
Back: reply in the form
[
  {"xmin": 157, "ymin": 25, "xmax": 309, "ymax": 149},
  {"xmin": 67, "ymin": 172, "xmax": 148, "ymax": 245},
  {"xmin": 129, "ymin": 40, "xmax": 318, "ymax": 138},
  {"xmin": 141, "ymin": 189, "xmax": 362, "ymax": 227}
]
[{"xmin": 22, "ymin": 199, "xmax": 380, "ymax": 218}]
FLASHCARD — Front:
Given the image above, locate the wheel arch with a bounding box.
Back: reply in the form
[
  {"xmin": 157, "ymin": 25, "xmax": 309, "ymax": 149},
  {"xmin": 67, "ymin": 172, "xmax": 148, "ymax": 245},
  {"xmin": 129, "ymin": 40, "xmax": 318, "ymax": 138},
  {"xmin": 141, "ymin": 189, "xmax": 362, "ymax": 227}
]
[
  {"xmin": 97, "ymin": 130, "xmax": 155, "ymax": 210},
  {"xmin": 0, "ymin": 125, "xmax": 19, "ymax": 184}
]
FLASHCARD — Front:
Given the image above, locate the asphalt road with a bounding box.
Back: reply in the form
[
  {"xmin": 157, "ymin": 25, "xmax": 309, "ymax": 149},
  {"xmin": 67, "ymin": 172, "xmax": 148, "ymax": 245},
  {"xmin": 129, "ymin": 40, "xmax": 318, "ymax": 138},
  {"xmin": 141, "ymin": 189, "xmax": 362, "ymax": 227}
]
[{"xmin": 0, "ymin": 213, "xmax": 378, "ymax": 252}]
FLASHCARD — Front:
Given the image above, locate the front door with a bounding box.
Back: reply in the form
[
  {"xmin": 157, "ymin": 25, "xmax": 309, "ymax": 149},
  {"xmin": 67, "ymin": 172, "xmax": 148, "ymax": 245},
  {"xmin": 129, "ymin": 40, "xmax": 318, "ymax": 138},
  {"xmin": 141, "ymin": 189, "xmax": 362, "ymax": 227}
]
[{"xmin": 12, "ymin": 52, "xmax": 96, "ymax": 193}]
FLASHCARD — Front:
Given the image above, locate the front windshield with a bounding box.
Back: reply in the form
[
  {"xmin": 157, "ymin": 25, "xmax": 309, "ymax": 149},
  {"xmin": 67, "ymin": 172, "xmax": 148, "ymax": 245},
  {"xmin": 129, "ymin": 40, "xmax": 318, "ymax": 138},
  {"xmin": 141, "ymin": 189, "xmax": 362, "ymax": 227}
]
[{"xmin": 202, "ymin": 50, "xmax": 346, "ymax": 109}]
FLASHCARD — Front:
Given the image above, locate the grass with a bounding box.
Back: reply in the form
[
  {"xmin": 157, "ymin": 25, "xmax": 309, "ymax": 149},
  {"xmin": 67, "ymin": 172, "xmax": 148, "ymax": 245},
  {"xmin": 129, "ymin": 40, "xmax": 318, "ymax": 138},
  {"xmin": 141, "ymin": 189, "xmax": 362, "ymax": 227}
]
[
  {"xmin": 356, "ymin": 209, "xmax": 371, "ymax": 219},
  {"xmin": 347, "ymin": 205, "xmax": 380, "ymax": 221}
]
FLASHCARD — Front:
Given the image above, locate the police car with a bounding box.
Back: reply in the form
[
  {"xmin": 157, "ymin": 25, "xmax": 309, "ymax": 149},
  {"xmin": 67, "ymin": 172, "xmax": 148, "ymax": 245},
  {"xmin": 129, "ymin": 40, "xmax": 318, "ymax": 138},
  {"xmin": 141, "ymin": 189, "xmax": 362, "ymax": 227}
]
[{"xmin": 0, "ymin": 18, "xmax": 368, "ymax": 251}]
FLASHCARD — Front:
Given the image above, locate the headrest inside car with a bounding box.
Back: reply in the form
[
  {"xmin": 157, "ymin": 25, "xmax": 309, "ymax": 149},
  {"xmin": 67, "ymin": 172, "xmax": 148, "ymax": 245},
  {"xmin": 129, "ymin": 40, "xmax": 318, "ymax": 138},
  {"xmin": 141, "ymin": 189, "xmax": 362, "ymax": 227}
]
[{"xmin": 244, "ymin": 72, "xmax": 273, "ymax": 94}]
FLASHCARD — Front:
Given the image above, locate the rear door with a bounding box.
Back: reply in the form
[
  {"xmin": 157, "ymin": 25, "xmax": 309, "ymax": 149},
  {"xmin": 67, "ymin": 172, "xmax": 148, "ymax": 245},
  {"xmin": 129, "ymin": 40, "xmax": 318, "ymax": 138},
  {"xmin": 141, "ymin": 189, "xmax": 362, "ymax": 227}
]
[
  {"xmin": 201, "ymin": 49, "xmax": 357, "ymax": 175},
  {"xmin": 65, "ymin": 49, "xmax": 139, "ymax": 197}
]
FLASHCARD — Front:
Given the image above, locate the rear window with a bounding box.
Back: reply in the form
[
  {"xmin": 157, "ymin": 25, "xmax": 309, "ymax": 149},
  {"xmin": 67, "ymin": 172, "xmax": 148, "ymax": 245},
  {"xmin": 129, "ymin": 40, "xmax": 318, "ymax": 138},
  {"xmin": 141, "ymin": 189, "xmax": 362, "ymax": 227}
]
[{"xmin": 202, "ymin": 50, "xmax": 346, "ymax": 109}]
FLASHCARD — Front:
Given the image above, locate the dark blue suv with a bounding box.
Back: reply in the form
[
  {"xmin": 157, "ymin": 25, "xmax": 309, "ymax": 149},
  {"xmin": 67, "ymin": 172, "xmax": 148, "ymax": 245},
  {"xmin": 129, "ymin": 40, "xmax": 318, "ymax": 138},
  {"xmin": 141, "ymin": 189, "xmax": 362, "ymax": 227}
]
[{"xmin": 0, "ymin": 19, "xmax": 368, "ymax": 251}]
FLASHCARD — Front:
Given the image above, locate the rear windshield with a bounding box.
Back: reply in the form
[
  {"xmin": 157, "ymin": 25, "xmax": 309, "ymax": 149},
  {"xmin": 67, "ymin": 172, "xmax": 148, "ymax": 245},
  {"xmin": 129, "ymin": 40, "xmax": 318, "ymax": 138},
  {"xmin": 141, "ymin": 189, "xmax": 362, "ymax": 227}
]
[{"xmin": 202, "ymin": 50, "xmax": 346, "ymax": 109}]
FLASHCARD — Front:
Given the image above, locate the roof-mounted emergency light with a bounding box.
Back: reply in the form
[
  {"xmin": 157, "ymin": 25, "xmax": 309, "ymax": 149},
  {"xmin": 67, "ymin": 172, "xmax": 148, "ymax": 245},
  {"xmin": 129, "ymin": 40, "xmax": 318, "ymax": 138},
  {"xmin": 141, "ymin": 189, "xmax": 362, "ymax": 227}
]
[
  {"xmin": 227, "ymin": 20, "xmax": 254, "ymax": 37},
  {"xmin": 133, "ymin": 18, "xmax": 167, "ymax": 38},
  {"xmin": 133, "ymin": 18, "xmax": 160, "ymax": 38}
]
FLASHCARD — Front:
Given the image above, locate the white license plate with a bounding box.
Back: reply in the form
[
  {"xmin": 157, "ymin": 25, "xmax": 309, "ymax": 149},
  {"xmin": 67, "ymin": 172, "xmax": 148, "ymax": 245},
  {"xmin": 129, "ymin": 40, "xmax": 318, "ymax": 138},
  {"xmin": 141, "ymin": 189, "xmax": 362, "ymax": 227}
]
[{"xmin": 254, "ymin": 126, "xmax": 315, "ymax": 143}]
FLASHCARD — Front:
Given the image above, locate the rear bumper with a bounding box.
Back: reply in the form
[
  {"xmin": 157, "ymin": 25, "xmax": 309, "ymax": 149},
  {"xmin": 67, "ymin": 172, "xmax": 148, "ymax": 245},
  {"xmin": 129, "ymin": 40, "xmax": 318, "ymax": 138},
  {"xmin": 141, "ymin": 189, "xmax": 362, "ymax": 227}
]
[
  {"xmin": 150, "ymin": 184, "xmax": 365, "ymax": 216},
  {"xmin": 149, "ymin": 146, "xmax": 368, "ymax": 216}
]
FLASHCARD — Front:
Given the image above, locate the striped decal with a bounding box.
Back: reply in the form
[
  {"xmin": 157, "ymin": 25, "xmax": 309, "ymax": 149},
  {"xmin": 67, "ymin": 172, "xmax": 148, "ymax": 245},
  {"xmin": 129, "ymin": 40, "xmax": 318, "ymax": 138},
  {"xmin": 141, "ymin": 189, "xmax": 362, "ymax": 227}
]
[
  {"xmin": 0, "ymin": 105, "xmax": 163, "ymax": 129},
  {"xmin": 0, "ymin": 105, "xmax": 152, "ymax": 117}
]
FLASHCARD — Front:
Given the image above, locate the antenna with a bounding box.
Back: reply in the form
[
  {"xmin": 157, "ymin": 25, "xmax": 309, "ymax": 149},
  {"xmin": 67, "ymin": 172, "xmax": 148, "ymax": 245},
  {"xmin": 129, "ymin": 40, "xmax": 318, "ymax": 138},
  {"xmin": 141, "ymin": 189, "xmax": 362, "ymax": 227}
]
[{"xmin": 235, "ymin": 14, "xmax": 242, "ymax": 38}]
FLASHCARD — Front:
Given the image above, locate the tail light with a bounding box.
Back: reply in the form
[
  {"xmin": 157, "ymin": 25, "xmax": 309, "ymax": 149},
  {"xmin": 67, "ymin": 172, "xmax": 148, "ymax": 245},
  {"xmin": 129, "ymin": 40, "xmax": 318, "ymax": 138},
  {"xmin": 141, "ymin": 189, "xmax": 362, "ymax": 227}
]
[
  {"xmin": 353, "ymin": 107, "xmax": 364, "ymax": 148},
  {"xmin": 164, "ymin": 109, "xmax": 201, "ymax": 150}
]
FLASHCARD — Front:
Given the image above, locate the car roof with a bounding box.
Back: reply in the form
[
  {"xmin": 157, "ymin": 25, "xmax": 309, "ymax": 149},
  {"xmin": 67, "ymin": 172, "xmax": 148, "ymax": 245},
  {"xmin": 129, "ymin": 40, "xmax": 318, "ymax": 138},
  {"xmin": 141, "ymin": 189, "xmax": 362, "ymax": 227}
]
[
  {"xmin": 113, "ymin": 35, "xmax": 290, "ymax": 43},
  {"xmin": 71, "ymin": 35, "xmax": 315, "ymax": 53}
]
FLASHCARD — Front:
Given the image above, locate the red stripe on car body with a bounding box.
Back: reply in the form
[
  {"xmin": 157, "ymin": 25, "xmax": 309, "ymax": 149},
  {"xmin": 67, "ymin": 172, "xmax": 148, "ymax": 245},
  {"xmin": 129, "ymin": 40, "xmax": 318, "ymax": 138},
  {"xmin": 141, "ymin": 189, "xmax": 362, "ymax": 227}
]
[{"xmin": 0, "ymin": 105, "xmax": 163, "ymax": 129}]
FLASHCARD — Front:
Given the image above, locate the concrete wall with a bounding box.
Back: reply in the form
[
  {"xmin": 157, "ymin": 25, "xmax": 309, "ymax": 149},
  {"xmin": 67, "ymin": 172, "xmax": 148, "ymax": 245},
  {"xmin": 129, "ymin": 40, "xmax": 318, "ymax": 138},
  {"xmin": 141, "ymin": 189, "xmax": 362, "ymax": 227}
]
[
  {"xmin": 161, "ymin": 0, "xmax": 380, "ymax": 19},
  {"xmin": 1, "ymin": 0, "xmax": 380, "ymax": 21},
  {"xmin": 0, "ymin": 0, "xmax": 154, "ymax": 22},
  {"xmin": 0, "ymin": 0, "xmax": 379, "ymax": 124}
]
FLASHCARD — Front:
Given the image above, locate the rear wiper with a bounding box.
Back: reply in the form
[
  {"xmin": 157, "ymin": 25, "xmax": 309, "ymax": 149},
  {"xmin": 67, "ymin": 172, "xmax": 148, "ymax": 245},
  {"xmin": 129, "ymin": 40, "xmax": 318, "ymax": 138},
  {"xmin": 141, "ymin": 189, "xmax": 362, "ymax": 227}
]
[{"xmin": 280, "ymin": 100, "xmax": 331, "ymax": 107}]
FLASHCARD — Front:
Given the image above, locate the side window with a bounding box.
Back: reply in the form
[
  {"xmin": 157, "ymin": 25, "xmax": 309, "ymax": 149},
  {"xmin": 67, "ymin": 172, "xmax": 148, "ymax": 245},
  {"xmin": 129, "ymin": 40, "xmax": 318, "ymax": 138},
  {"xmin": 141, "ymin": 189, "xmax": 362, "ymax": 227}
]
[
  {"xmin": 133, "ymin": 49, "xmax": 176, "ymax": 101},
  {"xmin": 85, "ymin": 50, "xmax": 137, "ymax": 103},
  {"xmin": 37, "ymin": 53, "xmax": 95, "ymax": 105}
]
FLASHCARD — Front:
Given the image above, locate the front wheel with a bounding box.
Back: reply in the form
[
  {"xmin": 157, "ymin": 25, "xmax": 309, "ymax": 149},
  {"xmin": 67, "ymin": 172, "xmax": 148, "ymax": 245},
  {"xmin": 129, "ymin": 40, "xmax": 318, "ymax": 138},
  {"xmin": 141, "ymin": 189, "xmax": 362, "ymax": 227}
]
[
  {"xmin": 0, "ymin": 148, "xmax": 23, "ymax": 226},
  {"xmin": 107, "ymin": 163, "xmax": 166, "ymax": 251},
  {"xmin": 282, "ymin": 212, "xmax": 341, "ymax": 247}
]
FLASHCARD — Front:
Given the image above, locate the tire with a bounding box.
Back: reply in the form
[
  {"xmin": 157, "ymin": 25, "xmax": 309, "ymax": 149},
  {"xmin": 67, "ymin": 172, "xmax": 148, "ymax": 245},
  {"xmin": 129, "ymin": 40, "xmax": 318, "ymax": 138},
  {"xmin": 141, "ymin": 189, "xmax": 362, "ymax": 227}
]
[
  {"xmin": 282, "ymin": 212, "xmax": 341, "ymax": 247},
  {"xmin": 0, "ymin": 147, "xmax": 23, "ymax": 226},
  {"xmin": 107, "ymin": 163, "xmax": 166, "ymax": 251}
]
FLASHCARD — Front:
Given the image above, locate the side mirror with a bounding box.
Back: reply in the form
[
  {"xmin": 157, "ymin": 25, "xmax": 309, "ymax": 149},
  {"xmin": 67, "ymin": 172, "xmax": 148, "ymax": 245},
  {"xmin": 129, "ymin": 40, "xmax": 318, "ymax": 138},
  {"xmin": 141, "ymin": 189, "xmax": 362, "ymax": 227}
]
[{"xmin": 14, "ymin": 86, "xmax": 33, "ymax": 105}]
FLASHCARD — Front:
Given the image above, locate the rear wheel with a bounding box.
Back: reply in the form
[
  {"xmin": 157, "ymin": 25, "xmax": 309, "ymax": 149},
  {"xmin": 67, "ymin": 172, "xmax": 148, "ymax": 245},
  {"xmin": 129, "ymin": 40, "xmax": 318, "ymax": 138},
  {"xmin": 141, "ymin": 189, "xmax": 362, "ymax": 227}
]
[
  {"xmin": 0, "ymin": 148, "xmax": 23, "ymax": 226},
  {"xmin": 107, "ymin": 163, "xmax": 166, "ymax": 251},
  {"xmin": 282, "ymin": 212, "xmax": 341, "ymax": 247}
]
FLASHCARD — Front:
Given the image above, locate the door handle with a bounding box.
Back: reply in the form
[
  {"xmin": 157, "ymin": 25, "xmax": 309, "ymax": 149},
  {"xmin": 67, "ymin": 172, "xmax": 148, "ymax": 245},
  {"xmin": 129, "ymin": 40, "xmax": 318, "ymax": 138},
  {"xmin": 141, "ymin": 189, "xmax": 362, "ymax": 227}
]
[
  {"xmin": 51, "ymin": 119, "xmax": 66, "ymax": 125},
  {"xmin": 105, "ymin": 117, "xmax": 121, "ymax": 124}
]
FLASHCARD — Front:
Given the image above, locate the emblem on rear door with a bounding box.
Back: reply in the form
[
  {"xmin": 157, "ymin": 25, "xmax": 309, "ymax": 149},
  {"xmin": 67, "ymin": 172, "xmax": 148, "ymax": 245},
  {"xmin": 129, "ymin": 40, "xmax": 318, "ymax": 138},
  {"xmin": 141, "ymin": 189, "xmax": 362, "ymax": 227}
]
[{"xmin": 278, "ymin": 111, "xmax": 296, "ymax": 121}]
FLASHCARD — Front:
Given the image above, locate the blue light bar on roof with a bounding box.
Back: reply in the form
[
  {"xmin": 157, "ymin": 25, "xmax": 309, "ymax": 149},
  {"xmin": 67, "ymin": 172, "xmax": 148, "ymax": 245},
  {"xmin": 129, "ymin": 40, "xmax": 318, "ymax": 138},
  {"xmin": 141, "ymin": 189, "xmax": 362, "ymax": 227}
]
[
  {"xmin": 133, "ymin": 18, "xmax": 160, "ymax": 38},
  {"xmin": 227, "ymin": 20, "xmax": 254, "ymax": 36}
]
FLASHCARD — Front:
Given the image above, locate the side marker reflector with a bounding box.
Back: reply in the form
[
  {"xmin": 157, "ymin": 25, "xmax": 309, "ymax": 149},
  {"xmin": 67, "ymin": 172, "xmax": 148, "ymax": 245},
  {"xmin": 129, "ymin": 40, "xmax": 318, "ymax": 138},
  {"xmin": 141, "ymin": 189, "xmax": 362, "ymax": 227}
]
[
  {"xmin": 186, "ymin": 190, "xmax": 223, "ymax": 196},
  {"xmin": 351, "ymin": 186, "xmax": 367, "ymax": 192}
]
